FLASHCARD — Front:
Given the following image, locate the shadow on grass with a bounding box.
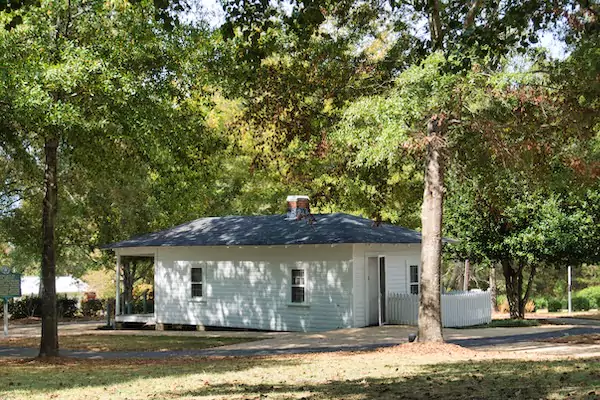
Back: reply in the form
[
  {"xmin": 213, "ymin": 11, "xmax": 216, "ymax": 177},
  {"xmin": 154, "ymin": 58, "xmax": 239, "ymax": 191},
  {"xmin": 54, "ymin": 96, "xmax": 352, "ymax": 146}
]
[
  {"xmin": 1, "ymin": 356, "xmax": 599, "ymax": 399},
  {"xmin": 1, "ymin": 334, "xmax": 265, "ymax": 352},
  {"xmin": 172, "ymin": 358, "xmax": 600, "ymax": 400},
  {"xmin": 0, "ymin": 356, "xmax": 301, "ymax": 394}
]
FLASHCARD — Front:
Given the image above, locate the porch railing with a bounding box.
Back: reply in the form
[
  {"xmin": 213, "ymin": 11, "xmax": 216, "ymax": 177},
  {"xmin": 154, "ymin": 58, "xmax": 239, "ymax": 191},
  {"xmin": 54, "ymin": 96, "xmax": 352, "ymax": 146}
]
[{"xmin": 387, "ymin": 290, "xmax": 492, "ymax": 328}]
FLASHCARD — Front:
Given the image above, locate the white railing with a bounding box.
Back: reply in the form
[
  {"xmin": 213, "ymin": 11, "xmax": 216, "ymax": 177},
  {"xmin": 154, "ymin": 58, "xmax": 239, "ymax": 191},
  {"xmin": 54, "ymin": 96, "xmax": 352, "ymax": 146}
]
[{"xmin": 387, "ymin": 290, "xmax": 492, "ymax": 328}]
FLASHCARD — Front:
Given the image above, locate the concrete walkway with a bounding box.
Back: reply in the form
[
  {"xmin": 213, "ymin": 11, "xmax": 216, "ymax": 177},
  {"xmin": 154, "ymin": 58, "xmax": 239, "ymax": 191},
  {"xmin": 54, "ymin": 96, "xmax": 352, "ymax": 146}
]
[{"xmin": 1, "ymin": 322, "xmax": 599, "ymax": 359}]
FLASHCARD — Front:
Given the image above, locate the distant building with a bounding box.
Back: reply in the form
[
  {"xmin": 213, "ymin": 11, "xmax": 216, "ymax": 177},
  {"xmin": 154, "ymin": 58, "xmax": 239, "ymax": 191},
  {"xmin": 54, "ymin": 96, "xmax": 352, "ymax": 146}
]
[{"xmin": 21, "ymin": 276, "xmax": 89, "ymax": 296}]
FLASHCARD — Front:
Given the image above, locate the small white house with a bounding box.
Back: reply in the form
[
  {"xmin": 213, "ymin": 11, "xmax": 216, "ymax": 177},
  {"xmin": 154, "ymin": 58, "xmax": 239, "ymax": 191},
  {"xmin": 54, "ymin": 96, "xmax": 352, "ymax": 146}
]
[{"xmin": 105, "ymin": 197, "xmax": 428, "ymax": 332}]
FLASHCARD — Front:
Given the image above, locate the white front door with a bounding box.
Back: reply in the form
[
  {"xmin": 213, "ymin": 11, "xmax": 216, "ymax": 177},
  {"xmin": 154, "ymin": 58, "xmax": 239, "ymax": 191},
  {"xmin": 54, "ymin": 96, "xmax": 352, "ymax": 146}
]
[{"xmin": 367, "ymin": 257, "xmax": 379, "ymax": 326}]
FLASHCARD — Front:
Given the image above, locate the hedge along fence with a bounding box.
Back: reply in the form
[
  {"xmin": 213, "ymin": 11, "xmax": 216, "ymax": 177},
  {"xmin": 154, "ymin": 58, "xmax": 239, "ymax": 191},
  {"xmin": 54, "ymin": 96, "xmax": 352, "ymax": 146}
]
[
  {"xmin": 387, "ymin": 290, "xmax": 492, "ymax": 328},
  {"xmin": 0, "ymin": 296, "xmax": 79, "ymax": 319},
  {"xmin": 0, "ymin": 296, "xmax": 132, "ymax": 319},
  {"xmin": 0, "ymin": 296, "xmax": 99, "ymax": 319}
]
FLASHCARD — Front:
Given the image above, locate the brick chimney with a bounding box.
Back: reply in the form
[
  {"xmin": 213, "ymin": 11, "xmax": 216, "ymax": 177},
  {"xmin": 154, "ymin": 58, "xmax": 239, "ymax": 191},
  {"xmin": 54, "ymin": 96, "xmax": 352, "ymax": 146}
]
[{"xmin": 286, "ymin": 195, "xmax": 310, "ymax": 220}]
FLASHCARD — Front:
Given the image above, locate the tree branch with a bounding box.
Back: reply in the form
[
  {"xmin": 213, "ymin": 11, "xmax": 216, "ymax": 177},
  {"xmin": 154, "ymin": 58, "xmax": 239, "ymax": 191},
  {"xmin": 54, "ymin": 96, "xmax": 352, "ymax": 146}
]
[
  {"xmin": 65, "ymin": 0, "xmax": 73, "ymax": 38},
  {"xmin": 428, "ymin": 0, "xmax": 444, "ymax": 49},
  {"xmin": 523, "ymin": 264, "xmax": 537, "ymax": 304},
  {"xmin": 578, "ymin": 0, "xmax": 598, "ymax": 17},
  {"xmin": 464, "ymin": 0, "xmax": 484, "ymax": 29}
]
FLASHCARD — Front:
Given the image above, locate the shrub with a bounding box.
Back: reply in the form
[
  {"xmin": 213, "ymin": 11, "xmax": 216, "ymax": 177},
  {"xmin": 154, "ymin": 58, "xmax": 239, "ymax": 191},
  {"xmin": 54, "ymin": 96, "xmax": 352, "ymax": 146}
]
[
  {"xmin": 496, "ymin": 297, "xmax": 537, "ymax": 314},
  {"xmin": 575, "ymin": 286, "xmax": 600, "ymax": 309},
  {"xmin": 496, "ymin": 295, "xmax": 507, "ymax": 311},
  {"xmin": 9, "ymin": 296, "xmax": 42, "ymax": 319},
  {"xmin": 496, "ymin": 299, "xmax": 536, "ymax": 313},
  {"xmin": 133, "ymin": 283, "xmax": 154, "ymax": 300},
  {"xmin": 102, "ymin": 298, "xmax": 116, "ymax": 317},
  {"xmin": 525, "ymin": 300, "xmax": 536, "ymax": 313},
  {"xmin": 9, "ymin": 296, "xmax": 79, "ymax": 319},
  {"xmin": 572, "ymin": 296, "xmax": 591, "ymax": 311},
  {"xmin": 548, "ymin": 298, "xmax": 563, "ymax": 312},
  {"xmin": 497, "ymin": 298, "xmax": 510, "ymax": 313},
  {"xmin": 131, "ymin": 299, "xmax": 154, "ymax": 314},
  {"xmin": 57, "ymin": 297, "xmax": 78, "ymax": 318},
  {"xmin": 533, "ymin": 297, "xmax": 548, "ymax": 310},
  {"xmin": 81, "ymin": 299, "xmax": 104, "ymax": 317},
  {"xmin": 495, "ymin": 294, "xmax": 506, "ymax": 307}
]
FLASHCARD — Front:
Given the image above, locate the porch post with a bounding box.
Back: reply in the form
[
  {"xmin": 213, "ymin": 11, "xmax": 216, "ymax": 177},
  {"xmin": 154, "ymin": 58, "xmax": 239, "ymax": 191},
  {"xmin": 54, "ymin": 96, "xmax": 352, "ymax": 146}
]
[
  {"xmin": 115, "ymin": 252, "xmax": 121, "ymax": 316},
  {"xmin": 153, "ymin": 249, "xmax": 158, "ymax": 319}
]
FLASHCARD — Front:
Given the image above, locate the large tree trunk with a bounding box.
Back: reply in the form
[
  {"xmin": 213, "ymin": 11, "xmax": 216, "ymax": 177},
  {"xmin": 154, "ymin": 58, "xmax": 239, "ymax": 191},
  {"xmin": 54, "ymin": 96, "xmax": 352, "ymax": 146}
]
[
  {"xmin": 502, "ymin": 260, "xmax": 520, "ymax": 318},
  {"xmin": 501, "ymin": 259, "xmax": 537, "ymax": 319},
  {"xmin": 39, "ymin": 137, "xmax": 59, "ymax": 358},
  {"xmin": 418, "ymin": 114, "xmax": 446, "ymax": 343}
]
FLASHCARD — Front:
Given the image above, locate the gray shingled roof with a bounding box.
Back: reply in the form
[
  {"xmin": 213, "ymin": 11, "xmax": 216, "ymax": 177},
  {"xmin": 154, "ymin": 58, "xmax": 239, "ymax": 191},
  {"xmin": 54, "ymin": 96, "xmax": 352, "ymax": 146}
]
[{"xmin": 104, "ymin": 213, "xmax": 422, "ymax": 249}]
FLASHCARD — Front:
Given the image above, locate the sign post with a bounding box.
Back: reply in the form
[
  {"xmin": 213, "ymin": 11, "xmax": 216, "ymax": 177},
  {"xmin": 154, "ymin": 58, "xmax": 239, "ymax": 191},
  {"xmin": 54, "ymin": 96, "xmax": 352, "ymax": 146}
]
[
  {"xmin": 3, "ymin": 301, "xmax": 7, "ymax": 337},
  {"xmin": 567, "ymin": 265, "xmax": 572, "ymax": 314},
  {"xmin": 0, "ymin": 266, "xmax": 21, "ymax": 337}
]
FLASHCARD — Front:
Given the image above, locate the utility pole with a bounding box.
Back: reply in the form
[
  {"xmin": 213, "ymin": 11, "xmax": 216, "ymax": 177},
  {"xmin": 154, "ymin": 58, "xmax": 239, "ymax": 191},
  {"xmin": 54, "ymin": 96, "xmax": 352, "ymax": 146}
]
[{"xmin": 567, "ymin": 265, "xmax": 572, "ymax": 314}]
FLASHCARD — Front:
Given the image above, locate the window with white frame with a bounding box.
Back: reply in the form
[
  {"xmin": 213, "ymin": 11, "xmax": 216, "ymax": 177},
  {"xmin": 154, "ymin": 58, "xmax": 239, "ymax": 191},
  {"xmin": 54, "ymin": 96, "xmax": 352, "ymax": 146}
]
[
  {"xmin": 291, "ymin": 269, "xmax": 306, "ymax": 303},
  {"xmin": 191, "ymin": 266, "xmax": 203, "ymax": 298},
  {"xmin": 409, "ymin": 265, "xmax": 419, "ymax": 294}
]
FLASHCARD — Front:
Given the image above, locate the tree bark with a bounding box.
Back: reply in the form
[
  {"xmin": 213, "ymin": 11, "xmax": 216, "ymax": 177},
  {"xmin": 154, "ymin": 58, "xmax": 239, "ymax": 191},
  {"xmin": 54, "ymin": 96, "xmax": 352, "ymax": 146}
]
[
  {"xmin": 502, "ymin": 259, "xmax": 519, "ymax": 318},
  {"xmin": 523, "ymin": 264, "xmax": 537, "ymax": 313},
  {"xmin": 418, "ymin": 114, "xmax": 446, "ymax": 343},
  {"xmin": 464, "ymin": 0, "xmax": 484, "ymax": 28},
  {"xmin": 39, "ymin": 137, "xmax": 59, "ymax": 358},
  {"xmin": 448, "ymin": 261, "xmax": 462, "ymax": 290},
  {"xmin": 489, "ymin": 264, "xmax": 497, "ymax": 311},
  {"xmin": 122, "ymin": 258, "xmax": 138, "ymax": 314},
  {"xmin": 427, "ymin": 0, "xmax": 444, "ymax": 49},
  {"xmin": 463, "ymin": 259, "xmax": 470, "ymax": 291}
]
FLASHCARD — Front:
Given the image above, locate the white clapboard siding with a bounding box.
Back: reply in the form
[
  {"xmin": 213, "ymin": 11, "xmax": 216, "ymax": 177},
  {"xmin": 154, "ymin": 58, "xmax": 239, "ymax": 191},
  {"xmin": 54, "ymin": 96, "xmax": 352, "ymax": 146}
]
[
  {"xmin": 155, "ymin": 245, "xmax": 354, "ymax": 332},
  {"xmin": 352, "ymin": 245, "xmax": 366, "ymax": 328},
  {"xmin": 387, "ymin": 291, "xmax": 492, "ymax": 327}
]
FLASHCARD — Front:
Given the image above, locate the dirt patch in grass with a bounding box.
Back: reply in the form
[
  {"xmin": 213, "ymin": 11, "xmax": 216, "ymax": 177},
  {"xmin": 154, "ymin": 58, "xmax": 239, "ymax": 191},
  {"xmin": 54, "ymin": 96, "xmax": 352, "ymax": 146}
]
[
  {"xmin": 540, "ymin": 333, "xmax": 600, "ymax": 345},
  {"xmin": 374, "ymin": 342, "xmax": 517, "ymax": 365},
  {"xmin": 380, "ymin": 342, "xmax": 477, "ymax": 356},
  {"xmin": 0, "ymin": 334, "xmax": 263, "ymax": 352}
]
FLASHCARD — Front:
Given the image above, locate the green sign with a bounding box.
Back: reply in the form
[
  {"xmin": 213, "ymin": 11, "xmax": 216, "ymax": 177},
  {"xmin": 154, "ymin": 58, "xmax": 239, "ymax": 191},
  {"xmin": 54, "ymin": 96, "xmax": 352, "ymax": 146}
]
[{"xmin": 0, "ymin": 267, "xmax": 20, "ymax": 298}]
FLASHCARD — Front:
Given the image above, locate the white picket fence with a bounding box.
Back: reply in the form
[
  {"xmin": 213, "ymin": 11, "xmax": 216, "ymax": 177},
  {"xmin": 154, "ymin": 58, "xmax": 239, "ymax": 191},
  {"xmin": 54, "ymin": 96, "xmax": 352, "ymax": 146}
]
[{"xmin": 387, "ymin": 290, "xmax": 492, "ymax": 328}]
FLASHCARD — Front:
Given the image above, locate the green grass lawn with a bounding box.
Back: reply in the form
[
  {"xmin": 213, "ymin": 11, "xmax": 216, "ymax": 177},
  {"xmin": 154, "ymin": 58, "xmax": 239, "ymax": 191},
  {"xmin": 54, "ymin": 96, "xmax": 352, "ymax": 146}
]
[
  {"xmin": 0, "ymin": 334, "xmax": 262, "ymax": 352},
  {"xmin": 0, "ymin": 348, "xmax": 598, "ymax": 399}
]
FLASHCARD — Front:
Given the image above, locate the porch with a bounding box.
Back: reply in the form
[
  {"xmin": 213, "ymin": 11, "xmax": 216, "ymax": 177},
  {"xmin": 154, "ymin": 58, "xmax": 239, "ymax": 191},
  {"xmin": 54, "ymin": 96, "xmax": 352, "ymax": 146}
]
[
  {"xmin": 114, "ymin": 248, "xmax": 156, "ymax": 328},
  {"xmin": 114, "ymin": 313, "xmax": 156, "ymax": 324}
]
